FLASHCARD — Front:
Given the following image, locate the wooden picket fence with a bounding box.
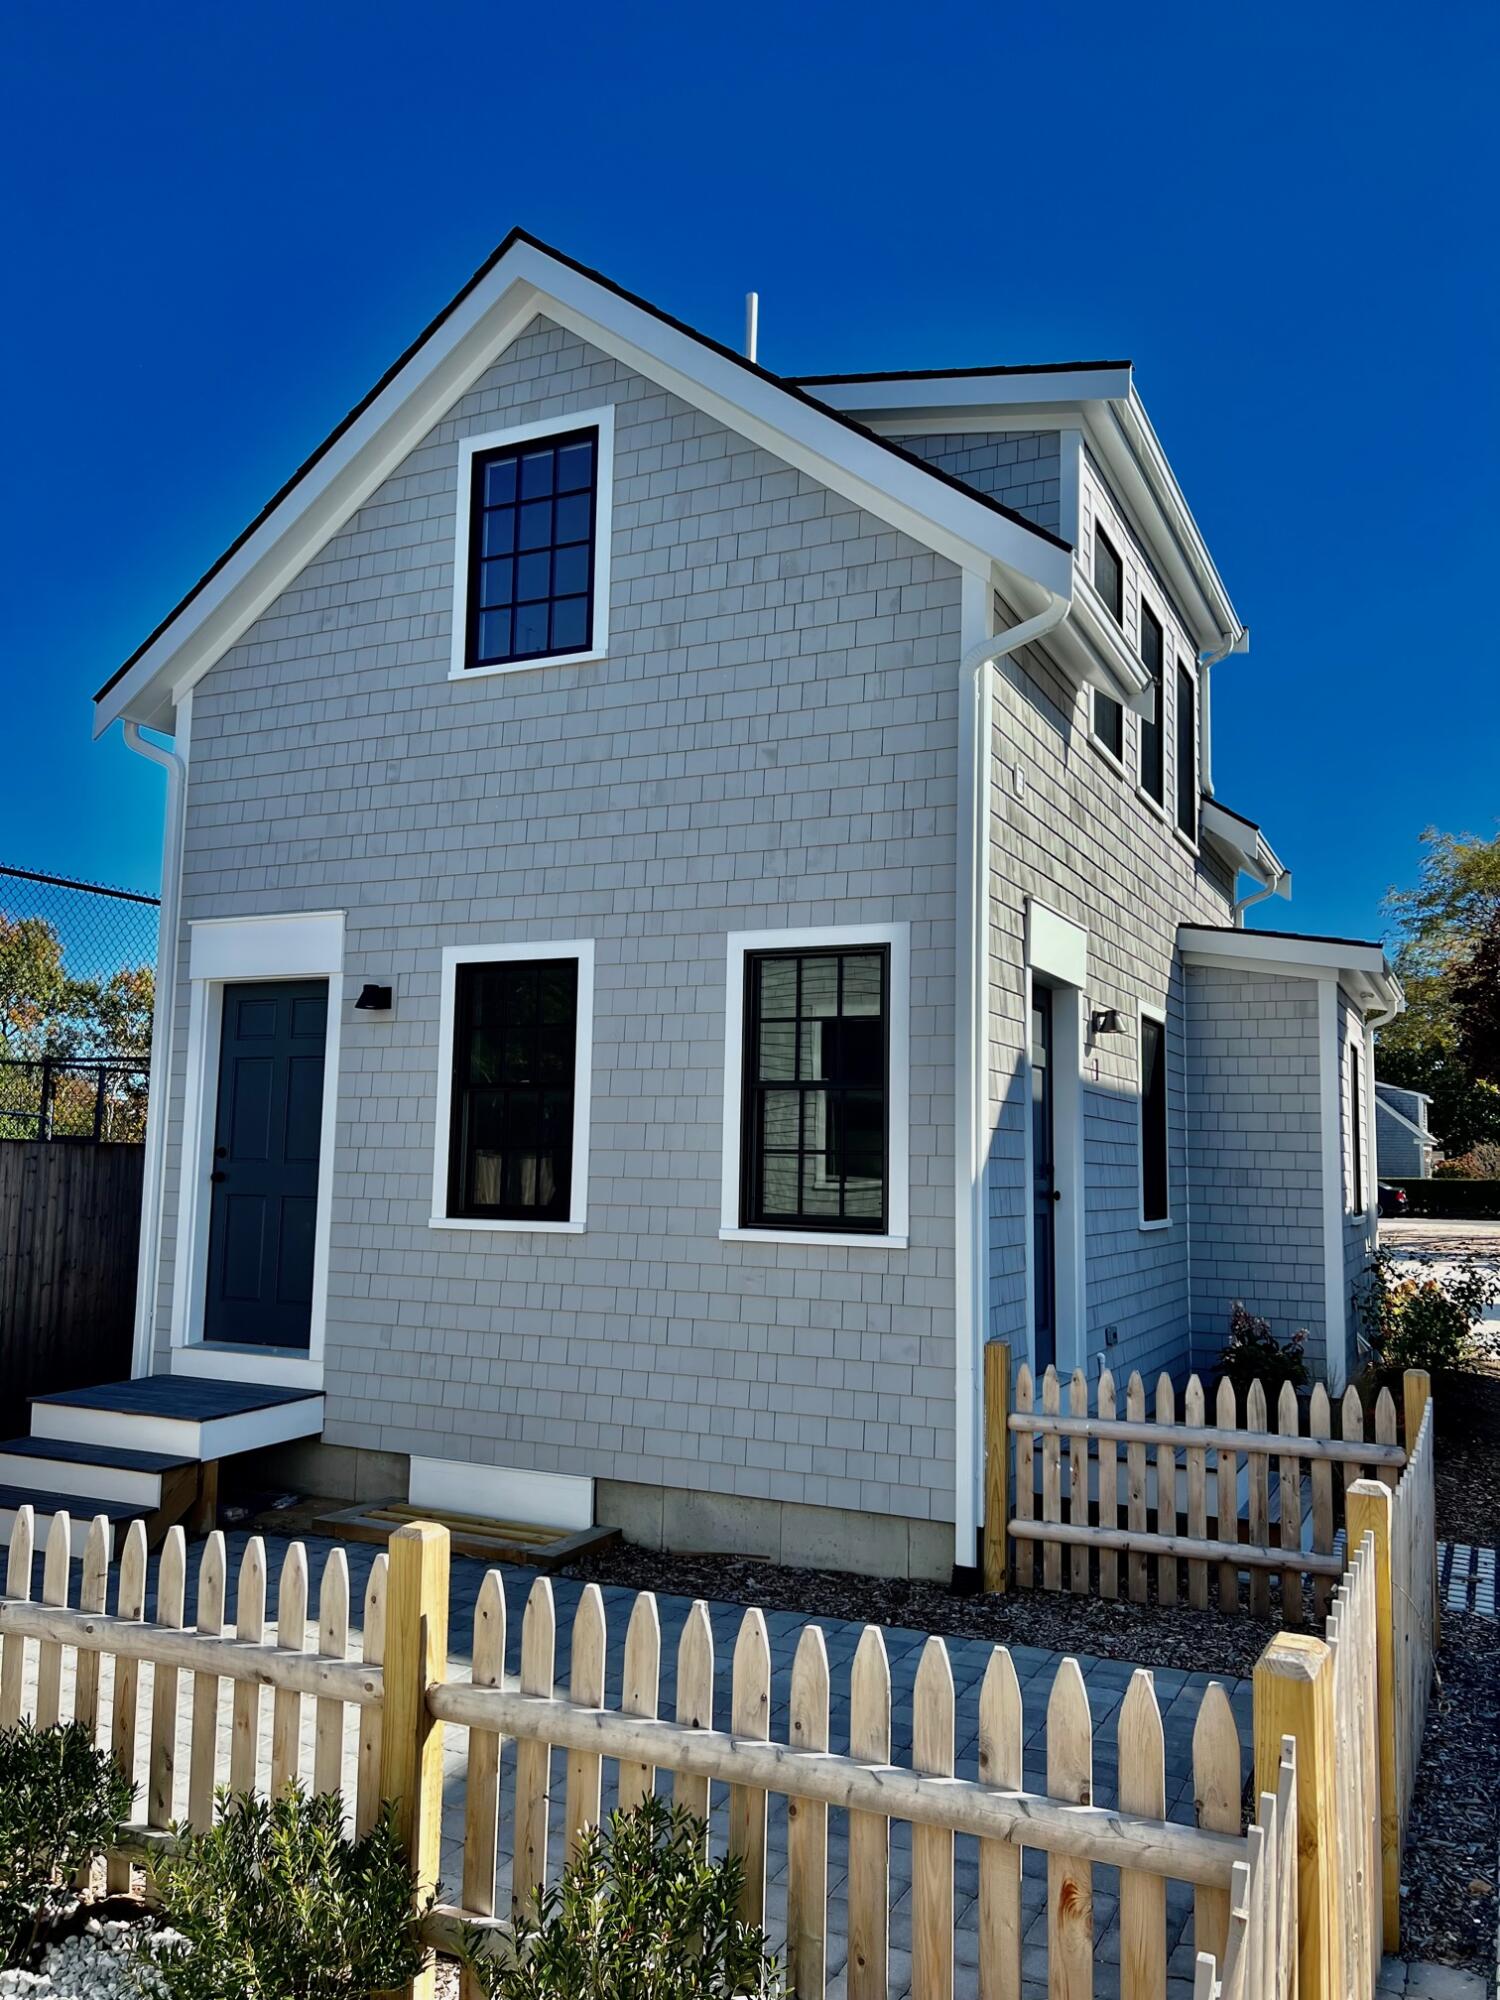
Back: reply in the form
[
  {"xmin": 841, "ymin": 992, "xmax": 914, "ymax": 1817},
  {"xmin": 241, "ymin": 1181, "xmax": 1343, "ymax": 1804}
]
[
  {"xmin": 1, "ymin": 1504, "xmax": 1271, "ymax": 2000},
  {"xmin": 0, "ymin": 1382, "xmax": 1439, "ymax": 2000},
  {"xmin": 982, "ymin": 1345, "xmax": 1415, "ymax": 1621}
]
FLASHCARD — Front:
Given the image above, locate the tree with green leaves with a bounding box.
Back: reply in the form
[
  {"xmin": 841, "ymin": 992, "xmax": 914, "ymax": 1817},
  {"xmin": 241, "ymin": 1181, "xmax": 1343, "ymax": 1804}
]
[{"xmin": 1378, "ymin": 828, "xmax": 1500, "ymax": 1158}]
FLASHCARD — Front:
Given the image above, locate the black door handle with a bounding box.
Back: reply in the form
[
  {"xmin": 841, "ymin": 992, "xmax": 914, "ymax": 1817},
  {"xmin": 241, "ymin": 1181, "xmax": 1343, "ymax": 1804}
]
[
  {"xmin": 1051, "ymin": 1189, "xmax": 1062, "ymax": 1202},
  {"xmin": 210, "ymin": 1170, "xmax": 227, "ymax": 1184}
]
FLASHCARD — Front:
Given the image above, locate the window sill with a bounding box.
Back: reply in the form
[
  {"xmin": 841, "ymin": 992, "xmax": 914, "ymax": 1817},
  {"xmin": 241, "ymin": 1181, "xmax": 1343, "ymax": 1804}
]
[
  {"xmin": 1138, "ymin": 1216, "xmax": 1172, "ymax": 1233},
  {"xmin": 1089, "ymin": 734, "xmax": 1128, "ymax": 779},
  {"xmin": 450, "ymin": 647, "xmax": 607, "ymax": 683},
  {"xmin": 1172, "ymin": 826, "xmax": 1201, "ymax": 858},
  {"xmin": 719, "ymin": 1226, "xmax": 909, "ymax": 1250},
  {"xmin": 429, "ymin": 1215, "xmax": 586, "ymax": 1235},
  {"xmin": 1135, "ymin": 784, "xmax": 1168, "ymax": 823}
]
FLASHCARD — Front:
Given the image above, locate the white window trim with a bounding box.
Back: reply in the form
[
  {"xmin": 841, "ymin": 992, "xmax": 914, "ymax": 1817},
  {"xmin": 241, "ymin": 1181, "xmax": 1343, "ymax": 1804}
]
[
  {"xmin": 1089, "ymin": 689, "xmax": 1129, "ymax": 771},
  {"xmin": 448, "ymin": 405, "xmax": 615, "ymax": 683},
  {"xmin": 1346, "ymin": 1025, "xmax": 1369, "ymax": 1217},
  {"xmin": 1138, "ymin": 999, "xmax": 1171, "ymax": 1231},
  {"xmin": 430, "ymin": 939, "xmax": 595, "ymax": 1233},
  {"xmin": 169, "ymin": 910, "xmax": 346, "ymax": 1391},
  {"xmin": 720, "ymin": 923, "xmax": 910, "ymax": 1249},
  {"xmin": 1136, "ymin": 588, "xmax": 1168, "ymax": 810},
  {"xmin": 1174, "ymin": 653, "xmax": 1201, "ymax": 847}
]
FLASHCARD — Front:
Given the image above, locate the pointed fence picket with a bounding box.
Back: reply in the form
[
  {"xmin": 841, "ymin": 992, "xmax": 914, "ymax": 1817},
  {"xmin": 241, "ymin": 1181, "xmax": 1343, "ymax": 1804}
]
[{"xmin": 989, "ymin": 1350, "xmax": 1415, "ymax": 1615}]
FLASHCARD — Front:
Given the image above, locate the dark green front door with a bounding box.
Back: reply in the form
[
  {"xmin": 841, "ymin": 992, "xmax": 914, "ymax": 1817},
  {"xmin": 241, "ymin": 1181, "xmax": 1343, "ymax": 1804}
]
[{"xmin": 204, "ymin": 980, "xmax": 327, "ymax": 1350}]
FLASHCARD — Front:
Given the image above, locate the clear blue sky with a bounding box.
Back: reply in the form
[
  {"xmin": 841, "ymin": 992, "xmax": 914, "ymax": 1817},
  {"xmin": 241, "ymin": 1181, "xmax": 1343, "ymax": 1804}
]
[{"xmin": 3, "ymin": 1, "xmax": 1494, "ymax": 938}]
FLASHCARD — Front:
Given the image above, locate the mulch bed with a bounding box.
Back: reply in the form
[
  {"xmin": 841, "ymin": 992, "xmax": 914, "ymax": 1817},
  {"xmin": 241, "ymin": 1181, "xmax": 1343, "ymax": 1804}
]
[
  {"xmin": 1432, "ymin": 1362, "xmax": 1500, "ymax": 1546},
  {"xmin": 563, "ymin": 1540, "xmax": 1288, "ymax": 1681}
]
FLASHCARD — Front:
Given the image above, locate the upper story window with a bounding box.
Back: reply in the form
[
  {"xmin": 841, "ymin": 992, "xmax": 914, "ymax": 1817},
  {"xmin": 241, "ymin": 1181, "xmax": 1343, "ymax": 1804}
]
[
  {"xmin": 1138, "ymin": 604, "xmax": 1165, "ymax": 804},
  {"xmin": 450, "ymin": 409, "xmax": 615, "ymax": 682},
  {"xmin": 1091, "ymin": 526, "xmax": 1125, "ymax": 759},
  {"xmin": 1349, "ymin": 1043, "xmax": 1366, "ymax": 1214},
  {"xmin": 1176, "ymin": 661, "xmax": 1198, "ymax": 839},
  {"xmin": 721, "ymin": 925, "xmax": 911, "ymax": 1247},
  {"xmin": 432, "ymin": 941, "xmax": 595, "ymax": 1233}
]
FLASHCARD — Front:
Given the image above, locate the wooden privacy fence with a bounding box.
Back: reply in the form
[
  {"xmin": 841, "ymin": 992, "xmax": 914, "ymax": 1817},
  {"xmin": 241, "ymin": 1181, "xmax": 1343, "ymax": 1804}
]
[
  {"xmin": 0, "ymin": 1505, "xmax": 1275, "ymax": 2000},
  {"xmin": 983, "ymin": 1345, "xmax": 1419, "ymax": 1621}
]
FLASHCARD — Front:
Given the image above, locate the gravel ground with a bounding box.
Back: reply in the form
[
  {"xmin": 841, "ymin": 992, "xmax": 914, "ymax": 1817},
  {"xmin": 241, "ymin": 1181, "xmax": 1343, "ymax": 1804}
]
[{"xmin": 562, "ymin": 1540, "xmax": 1292, "ymax": 1681}]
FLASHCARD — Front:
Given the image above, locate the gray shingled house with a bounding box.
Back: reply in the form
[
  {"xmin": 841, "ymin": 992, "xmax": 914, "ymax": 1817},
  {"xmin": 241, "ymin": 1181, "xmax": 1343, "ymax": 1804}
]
[{"xmin": 2, "ymin": 232, "xmax": 1403, "ymax": 1579}]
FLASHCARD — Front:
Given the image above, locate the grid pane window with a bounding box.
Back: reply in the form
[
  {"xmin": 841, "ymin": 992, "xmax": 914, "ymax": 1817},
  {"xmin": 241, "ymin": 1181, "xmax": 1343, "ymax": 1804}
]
[
  {"xmin": 1139, "ymin": 604, "xmax": 1165, "ymax": 803},
  {"xmin": 467, "ymin": 428, "xmax": 598, "ymax": 669},
  {"xmin": 742, "ymin": 948, "xmax": 888, "ymax": 1231},
  {"xmin": 1141, "ymin": 1013, "xmax": 1169, "ymax": 1223},
  {"xmin": 448, "ymin": 958, "xmax": 577, "ymax": 1220},
  {"xmin": 1092, "ymin": 526, "xmax": 1125, "ymax": 757}
]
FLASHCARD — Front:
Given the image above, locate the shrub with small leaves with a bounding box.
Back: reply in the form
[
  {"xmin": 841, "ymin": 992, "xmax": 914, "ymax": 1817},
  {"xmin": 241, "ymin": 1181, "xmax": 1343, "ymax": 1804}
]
[
  {"xmin": 0, "ymin": 1719, "xmax": 135, "ymax": 1969},
  {"xmin": 141, "ymin": 1785, "xmax": 428, "ymax": 2000},
  {"xmin": 462, "ymin": 1793, "xmax": 783, "ymax": 1999},
  {"xmin": 1357, "ymin": 1247, "xmax": 1499, "ymax": 1381},
  {"xmin": 1214, "ymin": 1303, "xmax": 1310, "ymax": 1401}
]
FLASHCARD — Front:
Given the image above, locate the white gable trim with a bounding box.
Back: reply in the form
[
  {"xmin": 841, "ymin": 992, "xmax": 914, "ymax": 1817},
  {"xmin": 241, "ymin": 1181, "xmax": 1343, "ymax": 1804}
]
[{"xmin": 96, "ymin": 238, "xmax": 1072, "ymax": 736}]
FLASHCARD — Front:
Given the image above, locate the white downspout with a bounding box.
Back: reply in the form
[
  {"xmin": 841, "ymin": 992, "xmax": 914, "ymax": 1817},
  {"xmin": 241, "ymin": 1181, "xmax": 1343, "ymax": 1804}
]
[
  {"xmin": 955, "ymin": 588, "xmax": 1070, "ymax": 1579},
  {"xmin": 1233, "ymin": 876, "xmax": 1282, "ymax": 928},
  {"xmin": 1196, "ymin": 625, "xmax": 1248, "ymax": 800},
  {"xmin": 123, "ymin": 717, "xmax": 188, "ymax": 1380}
]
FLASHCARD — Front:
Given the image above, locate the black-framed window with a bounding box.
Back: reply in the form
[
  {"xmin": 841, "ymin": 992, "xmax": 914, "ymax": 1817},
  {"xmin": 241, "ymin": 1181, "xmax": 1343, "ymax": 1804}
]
[
  {"xmin": 1092, "ymin": 526, "xmax": 1125, "ymax": 758},
  {"xmin": 1350, "ymin": 1048, "xmax": 1365, "ymax": 1213},
  {"xmin": 741, "ymin": 947, "xmax": 889, "ymax": 1232},
  {"xmin": 1138, "ymin": 604, "xmax": 1165, "ymax": 803},
  {"xmin": 465, "ymin": 428, "xmax": 598, "ymax": 670},
  {"xmin": 1176, "ymin": 661, "xmax": 1198, "ymax": 839},
  {"xmin": 448, "ymin": 958, "xmax": 578, "ymax": 1221},
  {"xmin": 1140, "ymin": 1012, "xmax": 1169, "ymax": 1223}
]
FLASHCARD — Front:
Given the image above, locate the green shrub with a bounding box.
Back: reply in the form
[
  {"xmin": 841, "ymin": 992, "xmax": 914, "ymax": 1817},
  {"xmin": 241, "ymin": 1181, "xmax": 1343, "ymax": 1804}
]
[
  {"xmin": 1358, "ymin": 1248, "xmax": 1499, "ymax": 1380},
  {"xmin": 1214, "ymin": 1304, "xmax": 1310, "ymax": 1401},
  {"xmin": 0, "ymin": 1718, "xmax": 135, "ymax": 1968},
  {"xmin": 143, "ymin": 1785, "xmax": 428, "ymax": 2000},
  {"xmin": 462, "ymin": 1793, "xmax": 782, "ymax": 1999}
]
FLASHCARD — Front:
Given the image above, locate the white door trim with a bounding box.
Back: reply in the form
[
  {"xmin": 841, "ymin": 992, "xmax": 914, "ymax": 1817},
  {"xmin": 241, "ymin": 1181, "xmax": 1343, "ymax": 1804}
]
[
  {"xmin": 1023, "ymin": 899, "xmax": 1089, "ymax": 1379},
  {"xmin": 168, "ymin": 911, "xmax": 344, "ymax": 1389}
]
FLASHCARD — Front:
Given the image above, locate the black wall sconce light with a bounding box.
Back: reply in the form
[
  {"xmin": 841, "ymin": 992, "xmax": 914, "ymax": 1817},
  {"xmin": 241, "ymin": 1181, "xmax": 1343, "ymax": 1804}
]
[
  {"xmin": 355, "ymin": 984, "xmax": 393, "ymax": 1012},
  {"xmin": 1090, "ymin": 1007, "xmax": 1123, "ymax": 1037}
]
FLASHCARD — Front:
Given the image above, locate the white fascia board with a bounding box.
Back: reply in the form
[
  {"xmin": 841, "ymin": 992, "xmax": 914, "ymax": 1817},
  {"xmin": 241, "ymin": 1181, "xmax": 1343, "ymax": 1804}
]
[
  {"xmin": 96, "ymin": 241, "xmax": 1073, "ymax": 735},
  {"xmin": 1098, "ymin": 394, "xmax": 1241, "ymax": 650},
  {"xmin": 1179, "ymin": 925, "xmax": 1403, "ymax": 1009},
  {"xmin": 804, "ymin": 368, "xmax": 1135, "ymax": 416}
]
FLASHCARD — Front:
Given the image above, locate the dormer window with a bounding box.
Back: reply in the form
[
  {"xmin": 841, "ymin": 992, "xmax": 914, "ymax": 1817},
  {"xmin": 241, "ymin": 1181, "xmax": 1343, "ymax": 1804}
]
[{"xmin": 449, "ymin": 408, "xmax": 615, "ymax": 681}]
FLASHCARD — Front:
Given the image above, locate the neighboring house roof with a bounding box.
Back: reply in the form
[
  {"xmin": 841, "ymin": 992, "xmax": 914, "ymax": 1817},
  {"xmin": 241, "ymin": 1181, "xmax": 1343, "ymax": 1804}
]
[
  {"xmin": 95, "ymin": 229, "xmax": 1089, "ymax": 735},
  {"xmin": 1373, "ymin": 1093, "xmax": 1438, "ymax": 1147},
  {"xmin": 1179, "ymin": 923, "xmax": 1404, "ymax": 1012}
]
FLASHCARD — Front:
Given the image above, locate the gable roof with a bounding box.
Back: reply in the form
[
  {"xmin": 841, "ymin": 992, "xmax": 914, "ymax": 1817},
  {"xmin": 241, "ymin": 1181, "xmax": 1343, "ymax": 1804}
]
[{"xmin": 95, "ymin": 229, "xmax": 1074, "ymax": 732}]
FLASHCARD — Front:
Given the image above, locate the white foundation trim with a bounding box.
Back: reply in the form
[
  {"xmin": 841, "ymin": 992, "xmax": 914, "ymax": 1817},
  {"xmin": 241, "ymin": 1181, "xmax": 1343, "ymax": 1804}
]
[
  {"xmin": 431, "ymin": 939, "xmax": 595, "ymax": 1232},
  {"xmin": 720, "ymin": 922, "xmax": 911, "ymax": 1248},
  {"xmin": 172, "ymin": 911, "xmax": 345, "ymax": 1385},
  {"xmin": 408, "ymin": 1454, "xmax": 593, "ymax": 1532},
  {"xmin": 448, "ymin": 406, "xmax": 615, "ymax": 682}
]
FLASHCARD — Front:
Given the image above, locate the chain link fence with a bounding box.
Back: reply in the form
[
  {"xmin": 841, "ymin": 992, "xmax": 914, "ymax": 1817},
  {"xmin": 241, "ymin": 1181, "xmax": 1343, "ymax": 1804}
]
[{"xmin": 0, "ymin": 864, "xmax": 158, "ymax": 1141}]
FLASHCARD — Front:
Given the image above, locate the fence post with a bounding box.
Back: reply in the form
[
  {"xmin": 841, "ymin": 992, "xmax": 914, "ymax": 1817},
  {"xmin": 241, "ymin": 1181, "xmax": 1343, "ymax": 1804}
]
[
  {"xmin": 380, "ymin": 1522, "xmax": 450, "ymax": 2000},
  {"xmin": 1348, "ymin": 1478, "xmax": 1399, "ymax": 1952},
  {"xmin": 983, "ymin": 1342, "xmax": 1010, "ymax": 1593},
  {"xmin": 1254, "ymin": 1632, "xmax": 1341, "ymax": 2000},
  {"xmin": 1402, "ymin": 1367, "xmax": 1439, "ymax": 1643}
]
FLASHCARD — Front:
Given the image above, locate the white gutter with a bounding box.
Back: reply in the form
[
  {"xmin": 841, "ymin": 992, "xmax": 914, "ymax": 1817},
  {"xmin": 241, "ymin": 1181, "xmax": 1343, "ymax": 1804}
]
[
  {"xmin": 123, "ymin": 713, "xmax": 189, "ymax": 1380},
  {"xmin": 954, "ymin": 586, "xmax": 1070, "ymax": 1578},
  {"xmin": 1195, "ymin": 626, "xmax": 1249, "ymax": 799}
]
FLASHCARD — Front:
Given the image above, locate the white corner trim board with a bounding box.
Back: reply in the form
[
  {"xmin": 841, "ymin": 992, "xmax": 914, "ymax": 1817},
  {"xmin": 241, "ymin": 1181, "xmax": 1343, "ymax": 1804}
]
[
  {"xmin": 720, "ymin": 922, "xmax": 911, "ymax": 1247},
  {"xmin": 430, "ymin": 938, "xmax": 595, "ymax": 1232},
  {"xmin": 408, "ymin": 1454, "xmax": 594, "ymax": 1533},
  {"xmin": 449, "ymin": 405, "xmax": 616, "ymax": 682}
]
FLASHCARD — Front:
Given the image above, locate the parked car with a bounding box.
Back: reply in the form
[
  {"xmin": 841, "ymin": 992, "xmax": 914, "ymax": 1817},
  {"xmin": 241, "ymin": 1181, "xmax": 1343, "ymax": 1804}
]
[{"xmin": 1378, "ymin": 1184, "xmax": 1411, "ymax": 1218}]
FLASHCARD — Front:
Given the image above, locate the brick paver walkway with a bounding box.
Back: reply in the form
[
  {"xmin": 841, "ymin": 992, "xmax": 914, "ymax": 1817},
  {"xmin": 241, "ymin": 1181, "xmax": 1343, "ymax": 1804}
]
[{"xmin": 17, "ymin": 1529, "xmax": 1255, "ymax": 2000}]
